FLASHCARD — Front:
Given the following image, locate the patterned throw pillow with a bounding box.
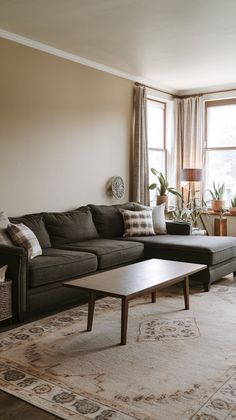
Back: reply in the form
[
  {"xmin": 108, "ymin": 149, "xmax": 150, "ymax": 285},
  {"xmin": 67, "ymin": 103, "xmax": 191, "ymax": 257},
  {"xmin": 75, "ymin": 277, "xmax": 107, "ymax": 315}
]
[
  {"xmin": 7, "ymin": 223, "xmax": 42, "ymax": 259},
  {"xmin": 120, "ymin": 209, "xmax": 155, "ymax": 237}
]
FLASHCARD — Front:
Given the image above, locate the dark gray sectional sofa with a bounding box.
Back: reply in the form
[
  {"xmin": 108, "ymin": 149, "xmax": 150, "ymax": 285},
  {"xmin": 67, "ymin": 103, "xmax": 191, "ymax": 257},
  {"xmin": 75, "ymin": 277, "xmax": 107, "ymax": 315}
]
[{"xmin": 1, "ymin": 202, "xmax": 236, "ymax": 322}]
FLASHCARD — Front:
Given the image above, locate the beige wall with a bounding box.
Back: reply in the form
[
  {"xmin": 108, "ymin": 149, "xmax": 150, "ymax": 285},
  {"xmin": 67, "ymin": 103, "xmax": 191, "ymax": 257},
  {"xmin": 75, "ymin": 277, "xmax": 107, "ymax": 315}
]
[{"xmin": 0, "ymin": 38, "xmax": 133, "ymax": 216}]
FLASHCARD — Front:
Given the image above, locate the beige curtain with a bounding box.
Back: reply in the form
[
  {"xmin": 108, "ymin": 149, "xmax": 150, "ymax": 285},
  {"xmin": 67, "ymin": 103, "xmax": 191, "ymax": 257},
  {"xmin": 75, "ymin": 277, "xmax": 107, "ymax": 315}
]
[
  {"xmin": 132, "ymin": 85, "xmax": 150, "ymax": 205},
  {"xmin": 175, "ymin": 96, "xmax": 204, "ymax": 193}
]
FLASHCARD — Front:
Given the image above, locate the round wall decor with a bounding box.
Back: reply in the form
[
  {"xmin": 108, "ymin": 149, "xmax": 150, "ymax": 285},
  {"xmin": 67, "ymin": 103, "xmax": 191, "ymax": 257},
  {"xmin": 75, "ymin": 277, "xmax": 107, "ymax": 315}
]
[{"xmin": 111, "ymin": 176, "xmax": 125, "ymax": 199}]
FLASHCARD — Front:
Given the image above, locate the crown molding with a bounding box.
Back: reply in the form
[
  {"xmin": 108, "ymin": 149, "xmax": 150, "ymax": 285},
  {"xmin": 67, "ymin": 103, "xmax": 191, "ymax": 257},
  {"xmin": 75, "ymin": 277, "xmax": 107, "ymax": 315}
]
[
  {"xmin": 1, "ymin": 29, "xmax": 236, "ymax": 97},
  {"xmin": 0, "ymin": 28, "xmax": 178, "ymax": 95},
  {"xmin": 177, "ymin": 84, "xmax": 236, "ymax": 96}
]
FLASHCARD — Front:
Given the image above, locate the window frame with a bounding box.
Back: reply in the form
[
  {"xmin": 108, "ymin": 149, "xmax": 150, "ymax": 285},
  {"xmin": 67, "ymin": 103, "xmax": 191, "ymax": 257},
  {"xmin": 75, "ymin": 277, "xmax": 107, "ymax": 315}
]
[
  {"xmin": 204, "ymin": 98, "xmax": 236, "ymax": 201},
  {"xmin": 147, "ymin": 98, "xmax": 167, "ymax": 178},
  {"xmin": 205, "ymin": 98, "xmax": 236, "ymax": 151}
]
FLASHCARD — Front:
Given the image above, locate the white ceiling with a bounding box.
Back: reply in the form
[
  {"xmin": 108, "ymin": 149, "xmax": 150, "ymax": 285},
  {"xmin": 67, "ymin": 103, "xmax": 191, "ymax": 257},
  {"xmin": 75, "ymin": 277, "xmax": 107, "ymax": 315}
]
[{"xmin": 1, "ymin": 0, "xmax": 236, "ymax": 95}]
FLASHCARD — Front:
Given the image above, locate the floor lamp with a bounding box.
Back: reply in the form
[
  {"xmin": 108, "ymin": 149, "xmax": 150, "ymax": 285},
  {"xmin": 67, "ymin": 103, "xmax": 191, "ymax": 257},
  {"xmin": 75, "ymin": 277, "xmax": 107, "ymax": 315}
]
[{"xmin": 180, "ymin": 168, "xmax": 203, "ymax": 208}]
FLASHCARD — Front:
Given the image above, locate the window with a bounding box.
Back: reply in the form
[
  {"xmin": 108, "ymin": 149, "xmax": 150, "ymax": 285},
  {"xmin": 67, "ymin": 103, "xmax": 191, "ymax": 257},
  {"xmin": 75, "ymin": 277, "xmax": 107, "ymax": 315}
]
[
  {"xmin": 147, "ymin": 99, "xmax": 166, "ymax": 203},
  {"xmin": 205, "ymin": 99, "xmax": 236, "ymax": 205}
]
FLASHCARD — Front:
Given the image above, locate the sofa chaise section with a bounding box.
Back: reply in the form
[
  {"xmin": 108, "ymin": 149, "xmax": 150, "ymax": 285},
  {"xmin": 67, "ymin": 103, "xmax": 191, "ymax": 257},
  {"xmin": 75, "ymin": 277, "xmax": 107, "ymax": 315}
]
[{"xmin": 125, "ymin": 234, "xmax": 236, "ymax": 291}]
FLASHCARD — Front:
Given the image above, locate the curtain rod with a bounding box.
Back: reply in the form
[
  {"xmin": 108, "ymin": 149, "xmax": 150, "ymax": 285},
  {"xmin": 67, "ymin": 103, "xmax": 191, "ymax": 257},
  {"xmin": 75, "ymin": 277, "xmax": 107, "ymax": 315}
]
[
  {"xmin": 135, "ymin": 82, "xmax": 236, "ymax": 99},
  {"xmin": 134, "ymin": 82, "xmax": 179, "ymax": 98}
]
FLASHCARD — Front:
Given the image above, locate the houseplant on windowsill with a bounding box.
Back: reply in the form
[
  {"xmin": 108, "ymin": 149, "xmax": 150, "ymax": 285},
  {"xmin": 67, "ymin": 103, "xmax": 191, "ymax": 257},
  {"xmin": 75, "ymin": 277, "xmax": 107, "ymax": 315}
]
[
  {"xmin": 149, "ymin": 168, "xmax": 182, "ymax": 208},
  {"xmin": 207, "ymin": 181, "xmax": 226, "ymax": 212},
  {"xmin": 229, "ymin": 196, "xmax": 236, "ymax": 215}
]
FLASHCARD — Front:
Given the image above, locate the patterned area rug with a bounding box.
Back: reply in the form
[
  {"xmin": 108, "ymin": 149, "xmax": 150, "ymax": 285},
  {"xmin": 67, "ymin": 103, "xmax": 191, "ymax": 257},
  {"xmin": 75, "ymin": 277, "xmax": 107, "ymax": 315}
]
[{"xmin": 0, "ymin": 277, "xmax": 236, "ymax": 419}]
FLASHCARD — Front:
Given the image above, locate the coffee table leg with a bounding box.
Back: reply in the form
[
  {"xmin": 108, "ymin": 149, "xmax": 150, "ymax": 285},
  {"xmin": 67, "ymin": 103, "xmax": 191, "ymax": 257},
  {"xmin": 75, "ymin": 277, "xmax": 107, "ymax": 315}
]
[
  {"xmin": 183, "ymin": 276, "xmax": 189, "ymax": 310},
  {"xmin": 152, "ymin": 290, "xmax": 156, "ymax": 303},
  {"xmin": 87, "ymin": 292, "xmax": 96, "ymax": 331},
  {"xmin": 121, "ymin": 297, "xmax": 128, "ymax": 345}
]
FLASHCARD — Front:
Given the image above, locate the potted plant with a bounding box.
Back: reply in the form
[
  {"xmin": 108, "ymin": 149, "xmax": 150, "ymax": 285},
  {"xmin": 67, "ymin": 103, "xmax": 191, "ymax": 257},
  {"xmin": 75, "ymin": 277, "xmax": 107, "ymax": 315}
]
[
  {"xmin": 229, "ymin": 196, "xmax": 236, "ymax": 215},
  {"xmin": 207, "ymin": 182, "xmax": 226, "ymax": 212},
  {"xmin": 172, "ymin": 208, "xmax": 192, "ymax": 223},
  {"xmin": 149, "ymin": 168, "xmax": 182, "ymax": 208},
  {"xmin": 172, "ymin": 198, "xmax": 208, "ymax": 228}
]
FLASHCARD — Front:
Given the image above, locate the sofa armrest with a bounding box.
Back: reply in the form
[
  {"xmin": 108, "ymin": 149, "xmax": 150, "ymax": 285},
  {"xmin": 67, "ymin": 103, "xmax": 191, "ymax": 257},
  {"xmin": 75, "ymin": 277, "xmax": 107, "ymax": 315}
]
[
  {"xmin": 166, "ymin": 221, "xmax": 192, "ymax": 235},
  {"xmin": 0, "ymin": 244, "xmax": 26, "ymax": 257},
  {"xmin": 0, "ymin": 244, "xmax": 28, "ymax": 321}
]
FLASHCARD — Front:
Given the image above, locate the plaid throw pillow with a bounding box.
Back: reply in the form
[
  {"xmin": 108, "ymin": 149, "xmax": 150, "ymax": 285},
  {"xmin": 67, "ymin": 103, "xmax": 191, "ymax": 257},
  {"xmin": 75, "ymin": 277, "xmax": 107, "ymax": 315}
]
[
  {"xmin": 7, "ymin": 223, "xmax": 42, "ymax": 259},
  {"xmin": 120, "ymin": 209, "xmax": 155, "ymax": 237}
]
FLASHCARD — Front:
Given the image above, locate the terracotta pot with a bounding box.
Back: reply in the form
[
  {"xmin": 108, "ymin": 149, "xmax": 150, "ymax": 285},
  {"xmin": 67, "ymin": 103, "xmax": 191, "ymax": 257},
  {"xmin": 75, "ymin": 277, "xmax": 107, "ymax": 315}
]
[
  {"xmin": 229, "ymin": 207, "xmax": 236, "ymax": 215},
  {"xmin": 156, "ymin": 195, "xmax": 168, "ymax": 209},
  {"xmin": 211, "ymin": 200, "xmax": 226, "ymax": 212}
]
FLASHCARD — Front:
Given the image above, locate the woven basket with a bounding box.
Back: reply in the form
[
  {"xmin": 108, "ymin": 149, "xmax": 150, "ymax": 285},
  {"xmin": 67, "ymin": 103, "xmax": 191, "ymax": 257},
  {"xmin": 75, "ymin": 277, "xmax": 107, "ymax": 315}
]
[{"xmin": 0, "ymin": 280, "xmax": 12, "ymax": 321}]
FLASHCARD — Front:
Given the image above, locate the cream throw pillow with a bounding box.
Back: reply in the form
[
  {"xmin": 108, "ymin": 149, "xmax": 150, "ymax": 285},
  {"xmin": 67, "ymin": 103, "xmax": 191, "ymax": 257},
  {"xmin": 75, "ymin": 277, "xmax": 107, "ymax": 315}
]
[
  {"xmin": 8, "ymin": 223, "xmax": 42, "ymax": 259},
  {"xmin": 0, "ymin": 211, "xmax": 13, "ymax": 245},
  {"xmin": 152, "ymin": 204, "xmax": 167, "ymax": 234}
]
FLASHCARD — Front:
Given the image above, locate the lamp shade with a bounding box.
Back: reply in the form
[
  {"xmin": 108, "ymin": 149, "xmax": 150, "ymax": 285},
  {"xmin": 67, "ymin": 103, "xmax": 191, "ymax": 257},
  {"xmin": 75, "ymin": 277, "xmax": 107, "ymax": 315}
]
[{"xmin": 180, "ymin": 168, "xmax": 203, "ymax": 182}]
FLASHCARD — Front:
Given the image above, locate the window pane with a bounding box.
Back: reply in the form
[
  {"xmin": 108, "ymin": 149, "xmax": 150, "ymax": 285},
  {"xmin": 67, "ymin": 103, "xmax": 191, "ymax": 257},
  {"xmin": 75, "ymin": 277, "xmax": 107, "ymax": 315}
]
[
  {"xmin": 148, "ymin": 150, "xmax": 165, "ymax": 204},
  {"xmin": 207, "ymin": 104, "xmax": 236, "ymax": 147},
  {"xmin": 205, "ymin": 150, "xmax": 236, "ymax": 205},
  {"xmin": 147, "ymin": 100, "xmax": 164, "ymax": 149}
]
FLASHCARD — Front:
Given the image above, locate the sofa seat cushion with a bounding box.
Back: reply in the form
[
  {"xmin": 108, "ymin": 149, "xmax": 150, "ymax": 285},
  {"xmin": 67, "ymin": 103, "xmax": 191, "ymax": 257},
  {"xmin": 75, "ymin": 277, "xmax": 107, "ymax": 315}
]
[
  {"xmin": 124, "ymin": 235, "xmax": 236, "ymax": 265},
  {"xmin": 29, "ymin": 248, "xmax": 98, "ymax": 288},
  {"xmin": 56, "ymin": 239, "xmax": 144, "ymax": 269}
]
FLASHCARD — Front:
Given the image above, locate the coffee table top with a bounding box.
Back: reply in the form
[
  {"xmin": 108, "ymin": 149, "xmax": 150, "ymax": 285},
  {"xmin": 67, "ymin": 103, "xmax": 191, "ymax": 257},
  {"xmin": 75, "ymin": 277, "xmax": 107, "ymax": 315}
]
[{"xmin": 64, "ymin": 259, "xmax": 206, "ymax": 298}]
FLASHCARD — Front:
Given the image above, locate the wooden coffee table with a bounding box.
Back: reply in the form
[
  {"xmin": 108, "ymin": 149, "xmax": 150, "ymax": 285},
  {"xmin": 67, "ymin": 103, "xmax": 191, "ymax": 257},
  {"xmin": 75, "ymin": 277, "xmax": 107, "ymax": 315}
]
[{"xmin": 64, "ymin": 259, "xmax": 206, "ymax": 345}]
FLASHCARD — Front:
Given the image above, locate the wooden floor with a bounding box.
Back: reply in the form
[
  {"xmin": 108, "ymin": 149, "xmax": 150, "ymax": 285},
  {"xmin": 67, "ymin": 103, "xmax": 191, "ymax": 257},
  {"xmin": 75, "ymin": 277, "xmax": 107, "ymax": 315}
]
[{"xmin": 0, "ymin": 390, "xmax": 61, "ymax": 420}]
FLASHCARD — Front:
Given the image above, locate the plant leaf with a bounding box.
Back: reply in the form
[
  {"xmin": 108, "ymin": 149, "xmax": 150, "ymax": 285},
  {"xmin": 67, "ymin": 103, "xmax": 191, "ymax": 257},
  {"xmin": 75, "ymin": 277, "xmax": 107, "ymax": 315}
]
[
  {"xmin": 167, "ymin": 188, "xmax": 182, "ymax": 197},
  {"xmin": 151, "ymin": 168, "xmax": 158, "ymax": 176},
  {"xmin": 149, "ymin": 183, "xmax": 157, "ymax": 190},
  {"xmin": 207, "ymin": 189, "xmax": 215, "ymax": 200}
]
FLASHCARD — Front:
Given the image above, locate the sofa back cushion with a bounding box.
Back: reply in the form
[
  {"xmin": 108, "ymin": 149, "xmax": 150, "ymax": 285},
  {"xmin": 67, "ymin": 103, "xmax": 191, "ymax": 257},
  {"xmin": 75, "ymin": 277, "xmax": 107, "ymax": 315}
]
[
  {"xmin": 44, "ymin": 208, "xmax": 99, "ymax": 245},
  {"xmin": 10, "ymin": 214, "xmax": 51, "ymax": 248},
  {"xmin": 88, "ymin": 203, "xmax": 136, "ymax": 238}
]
